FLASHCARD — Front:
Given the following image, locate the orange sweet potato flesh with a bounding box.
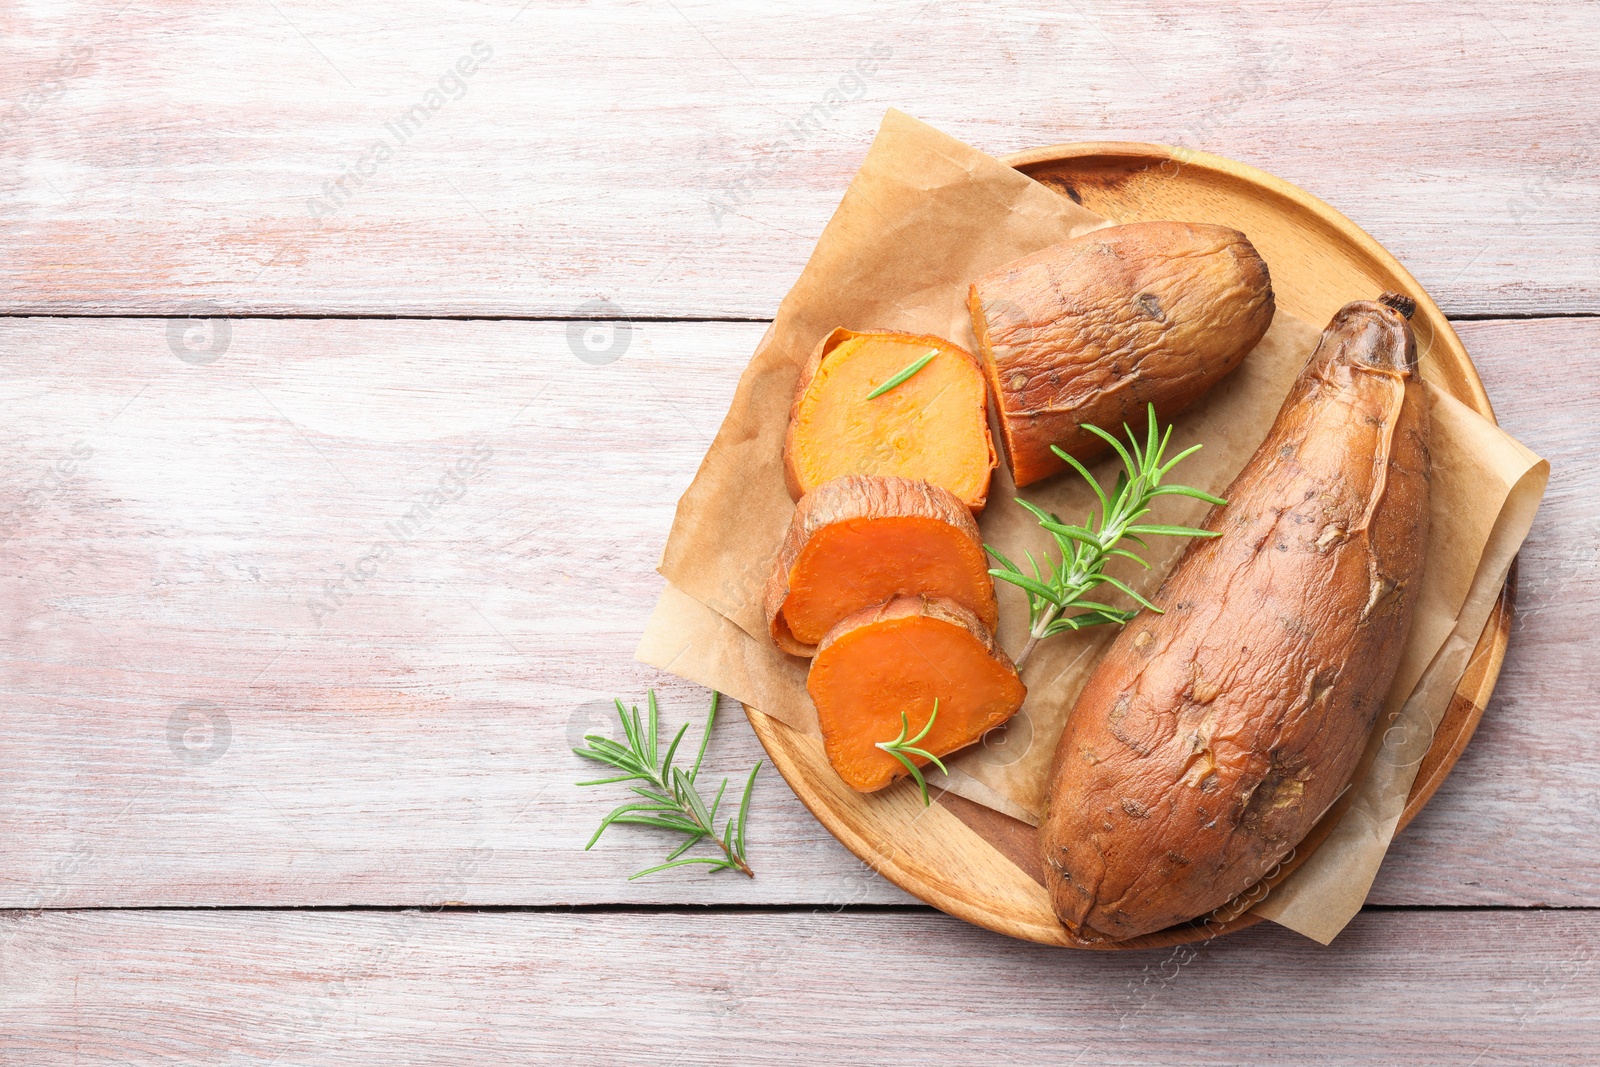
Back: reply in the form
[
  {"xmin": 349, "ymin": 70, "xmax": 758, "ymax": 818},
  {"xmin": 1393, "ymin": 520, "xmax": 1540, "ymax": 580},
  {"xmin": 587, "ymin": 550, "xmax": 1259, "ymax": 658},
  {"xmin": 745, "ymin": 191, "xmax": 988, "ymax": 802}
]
[
  {"xmin": 969, "ymin": 221, "xmax": 1275, "ymax": 488},
  {"xmin": 784, "ymin": 328, "xmax": 996, "ymax": 513},
  {"xmin": 764, "ymin": 475, "xmax": 999, "ymax": 657},
  {"xmin": 1037, "ymin": 294, "xmax": 1430, "ymax": 944},
  {"xmin": 808, "ymin": 596, "xmax": 1026, "ymax": 793}
]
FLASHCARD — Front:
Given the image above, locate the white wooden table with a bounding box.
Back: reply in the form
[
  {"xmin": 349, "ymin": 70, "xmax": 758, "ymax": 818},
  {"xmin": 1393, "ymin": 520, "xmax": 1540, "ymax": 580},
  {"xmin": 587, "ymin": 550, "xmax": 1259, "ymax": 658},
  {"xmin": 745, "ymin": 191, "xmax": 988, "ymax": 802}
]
[{"xmin": 3, "ymin": 3, "xmax": 1597, "ymax": 1063}]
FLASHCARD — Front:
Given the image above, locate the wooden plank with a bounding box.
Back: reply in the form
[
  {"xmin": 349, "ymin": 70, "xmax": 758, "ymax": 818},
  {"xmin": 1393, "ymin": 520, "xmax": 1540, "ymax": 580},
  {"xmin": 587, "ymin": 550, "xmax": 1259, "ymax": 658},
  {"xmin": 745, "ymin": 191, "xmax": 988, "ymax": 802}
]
[
  {"xmin": 4, "ymin": 908, "xmax": 1599, "ymax": 1064},
  {"xmin": 0, "ymin": 316, "xmax": 910, "ymax": 906},
  {"xmin": 0, "ymin": 317, "xmax": 1591, "ymax": 908},
  {"xmin": 2, "ymin": 1, "xmax": 1597, "ymax": 317}
]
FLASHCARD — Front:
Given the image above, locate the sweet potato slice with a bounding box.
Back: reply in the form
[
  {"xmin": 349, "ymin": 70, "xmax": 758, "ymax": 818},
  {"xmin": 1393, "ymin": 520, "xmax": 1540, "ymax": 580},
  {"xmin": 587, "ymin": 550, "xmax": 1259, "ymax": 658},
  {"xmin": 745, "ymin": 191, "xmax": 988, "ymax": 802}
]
[
  {"xmin": 969, "ymin": 221, "xmax": 1274, "ymax": 487},
  {"xmin": 784, "ymin": 328, "xmax": 996, "ymax": 513},
  {"xmin": 808, "ymin": 596, "xmax": 1026, "ymax": 793},
  {"xmin": 764, "ymin": 475, "xmax": 999, "ymax": 657},
  {"xmin": 1038, "ymin": 293, "xmax": 1430, "ymax": 943}
]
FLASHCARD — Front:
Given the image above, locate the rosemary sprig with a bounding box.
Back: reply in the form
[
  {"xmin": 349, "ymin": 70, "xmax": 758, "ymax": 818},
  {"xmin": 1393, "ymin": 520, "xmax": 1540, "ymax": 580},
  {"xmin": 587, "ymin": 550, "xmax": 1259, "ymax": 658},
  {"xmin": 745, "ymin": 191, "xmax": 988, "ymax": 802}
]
[
  {"xmin": 875, "ymin": 699, "xmax": 947, "ymax": 806},
  {"xmin": 865, "ymin": 348, "xmax": 938, "ymax": 399},
  {"xmin": 574, "ymin": 690, "xmax": 761, "ymax": 879},
  {"xmin": 987, "ymin": 404, "xmax": 1225, "ymax": 668}
]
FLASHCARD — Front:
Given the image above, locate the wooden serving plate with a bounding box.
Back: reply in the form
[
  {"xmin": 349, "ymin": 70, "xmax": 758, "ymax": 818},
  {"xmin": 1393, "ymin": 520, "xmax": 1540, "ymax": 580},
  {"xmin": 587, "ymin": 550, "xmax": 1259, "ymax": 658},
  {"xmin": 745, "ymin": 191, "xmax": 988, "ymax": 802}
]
[{"xmin": 745, "ymin": 143, "xmax": 1512, "ymax": 949}]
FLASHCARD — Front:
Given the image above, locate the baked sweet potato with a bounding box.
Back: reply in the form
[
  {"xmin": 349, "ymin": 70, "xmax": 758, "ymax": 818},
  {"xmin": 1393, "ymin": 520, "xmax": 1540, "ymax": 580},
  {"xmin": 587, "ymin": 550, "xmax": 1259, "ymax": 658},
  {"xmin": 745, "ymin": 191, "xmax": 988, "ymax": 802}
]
[
  {"xmin": 969, "ymin": 221, "xmax": 1274, "ymax": 487},
  {"xmin": 764, "ymin": 475, "xmax": 998, "ymax": 657},
  {"xmin": 1038, "ymin": 293, "xmax": 1429, "ymax": 943},
  {"xmin": 808, "ymin": 595, "xmax": 1026, "ymax": 793},
  {"xmin": 784, "ymin": 328, "xmax": 996, "ymax": 512}
]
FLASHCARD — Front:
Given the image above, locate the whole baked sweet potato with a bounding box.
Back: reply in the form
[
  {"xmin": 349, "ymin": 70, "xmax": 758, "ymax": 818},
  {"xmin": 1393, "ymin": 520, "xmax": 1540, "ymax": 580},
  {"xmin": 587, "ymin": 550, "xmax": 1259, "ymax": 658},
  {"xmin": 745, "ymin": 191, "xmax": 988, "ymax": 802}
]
[
  {"xmin": 1038, "ymin": 293, "xmax": 1430, "ymax": 943},
  {"xmin": 969, "ymin": 221, "xmax": 1274, "ymax": 487}
]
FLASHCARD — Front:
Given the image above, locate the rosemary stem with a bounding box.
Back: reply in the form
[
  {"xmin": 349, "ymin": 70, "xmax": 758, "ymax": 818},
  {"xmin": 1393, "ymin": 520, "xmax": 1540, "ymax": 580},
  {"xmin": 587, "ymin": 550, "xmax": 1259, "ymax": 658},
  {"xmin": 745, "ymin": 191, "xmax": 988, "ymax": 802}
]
[
  {"xmin": 990, "ymin": 406, "xmax": 1217, "ymax": 670},
  {"xmin": 1023, "ymin": 469, "xmax": 1146, "ymax": 667},
  {"xmin": 643, "ymin": 765, "xmax": 754, "ymax": 878},
  {"xmin": 1014, "ymin": 603, "xmax": 1060, "ymax": 670}
]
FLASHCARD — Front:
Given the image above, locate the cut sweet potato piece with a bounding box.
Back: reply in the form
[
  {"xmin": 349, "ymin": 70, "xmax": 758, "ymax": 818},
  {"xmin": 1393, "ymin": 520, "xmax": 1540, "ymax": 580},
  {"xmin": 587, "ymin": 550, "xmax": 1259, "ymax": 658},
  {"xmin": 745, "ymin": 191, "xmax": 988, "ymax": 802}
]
[
  {"xmin": 764, "ymin": 475, "xmax": 999, "ymax": 657},
  {"xmin": 808, "ymin": 596, "xmax": 1026, "ymax": 793},
  {"xmin": 969, "ymin": 221, "xmax": 1274, "ymax": 487},
  {"xmin": 783, "ymin": 328, "xmax": 996, "ymax": 513}
]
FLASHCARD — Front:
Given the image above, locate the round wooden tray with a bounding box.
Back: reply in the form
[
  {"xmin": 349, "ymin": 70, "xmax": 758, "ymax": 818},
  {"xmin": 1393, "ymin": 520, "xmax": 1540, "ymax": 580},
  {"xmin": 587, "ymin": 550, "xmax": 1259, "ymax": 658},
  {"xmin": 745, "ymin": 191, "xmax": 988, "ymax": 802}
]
[{"xmin": 745, "ymin": 142, "xmax": 1513, "ymax": 949}]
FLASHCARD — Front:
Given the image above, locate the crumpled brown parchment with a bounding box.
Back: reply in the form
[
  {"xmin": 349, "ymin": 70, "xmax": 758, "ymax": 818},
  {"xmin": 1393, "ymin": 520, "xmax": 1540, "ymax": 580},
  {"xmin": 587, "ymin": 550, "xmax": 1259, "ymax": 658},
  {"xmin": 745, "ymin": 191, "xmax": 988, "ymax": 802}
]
[{"xmin": 637, "ymin": 109, "xmax": 1548, "ymax": 942}]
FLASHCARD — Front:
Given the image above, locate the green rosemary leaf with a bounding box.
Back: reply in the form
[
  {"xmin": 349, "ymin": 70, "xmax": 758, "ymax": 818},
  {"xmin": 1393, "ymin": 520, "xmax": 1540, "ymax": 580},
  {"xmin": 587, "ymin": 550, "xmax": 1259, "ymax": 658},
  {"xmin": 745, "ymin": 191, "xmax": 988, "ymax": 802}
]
[
  {"xmin": 587, "ymin": 802, "xmax": 683, "ymax": 849},
  {"xmin": 989, "ymin": 567, "xmax": 1061, "ymax": 605},
  {"xmin": 620, "ymin": 700, "xmax": 645, "ymax": 765},
  {"xmin": 881, "ymin": 745, "xmax": 928, "ymax": 805},
  {"xmin": 1050, "ymin": 608, "xmax": 1137, "ymax": 635},
  {"xmin": 734, "ymin": 762, "xmax": 761, "ymax": 860},
  {"xmin": 875, "ymin": 702, "xmax": 946, "ymax": 807},
  {"xmin": 865, "ymin": 348, "xmax": 938, "ymax": 399},
  {"xmin": 906, "ymin": 699, "xmax": 939, "ymax": 747},
  {"xmin": 1057, "ymin": 450, "xmax": 1109, "ymax": 518},
  {"xmin": 982, "ymin": 542, "xmax": 1024, "ymax": 578},
  {"xmin": 664, "ymin": 833, "xmax": 706, "ymax": 863},
  {"xmin": 1098, "ymin": 573, "xmax": 1161, "ymax": 612},
  {"xmin": 1159, "ymin": 442, "xmax": 1206, "ymax": 476},
  {"xmin": 628, "ymin": 856, "xmax": 736, "ymax": 881},
  {"xmin": 1037, "ymin": 545, "xmax": 1061, "ymax": 585},
  {"xmin": 575, "ymin": 735, "xmax": 641, "ymax": 767},
  {"xmin": 691, "ymin": 691, "xmax": 719, "ymax": 782},
  {"xmin": 1014, "ymin": 497, "xmax": 1059, "ymax": 527},
  {"xmin": 575, "ymin": 772, "xmax": 646, "ymax": 788},
  {"xmin": 1124, "ymin": 523, "xmax": 1219, "ymax": 539},
  {"xmin": 660, "ymin": 721, "xmax": 691, "ymax": 783},
  {"xmin": 1046, "ymin": 526, "xmax": 1079, "ymax": 565},
  {"xmin": 1079, "ymin": 422, "xmax": 1136, "ymax": 473},
  {"xmin": 1037, "ymin": 519, "xmax": 1102, "ymax": 546},
  {"xmin": 1022, "ymin": 547, "xmax": 1050, "ymax": 587},
  {"xmin": 705, "ymin": 775, "xmax": 730, "ymax": 828},
  {"xmin": 1149, "ymin": 484, "xmax": 1228, "ymax": 506},
  {"xmin": 644, "ymin": 691, "xmax": 660, "ymax": 770},
  {"xmin": 673, "ymin": 767, "xmax": 716, "ymax": 834},
  {"xmin": 1106, "ymin": 547, "xmax": 1151, "ymax": 568},
  {"xmin": 576, "ymin": 690, "xmax": 758, "ymax": 879},
  {"xmin": 1061, "ymin": 599, "xmax": 1125, "ymax": 614},
  {"xmin": 1110, "ymin": 466, "xmax": 1131, "ymax": 503},
  {"xmin": 1125, "ymin": 420, "xmax": 1147, "ymax": 471},
  {"xmin": 607, "ymin": 812, "xmax": 701, "ymax": 833}
]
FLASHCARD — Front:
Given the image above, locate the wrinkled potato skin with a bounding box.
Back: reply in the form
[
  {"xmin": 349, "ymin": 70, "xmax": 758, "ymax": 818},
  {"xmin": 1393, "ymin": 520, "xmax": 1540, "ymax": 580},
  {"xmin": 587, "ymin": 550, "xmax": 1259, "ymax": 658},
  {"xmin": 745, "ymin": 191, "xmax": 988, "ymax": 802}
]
[
  {"xmin": 1038, "ymin": 298, "xmax": 1429, "ymax": 943},
  {"xmin": 763, "ymin": 474, "xmax": 988, "ymax": 657},
  {"xmin": 969, "ymin": 221, "xmax": 1275, "ymax": 487},
  {"xmin": 814, "ymin": 594, "xmax": 1002, "ymax": 660}
]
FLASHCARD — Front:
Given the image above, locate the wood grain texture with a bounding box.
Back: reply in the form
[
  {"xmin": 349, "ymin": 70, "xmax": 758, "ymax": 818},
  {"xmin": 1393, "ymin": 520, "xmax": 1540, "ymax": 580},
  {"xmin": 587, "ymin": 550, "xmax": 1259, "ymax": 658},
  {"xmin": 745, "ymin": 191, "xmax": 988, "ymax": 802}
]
[
  {"xmin": 0, "ymin": 316, "xmax": 909, "ymax": 907},
  {"xmin": 1372, "ymin": 318, "xmax": 1600, "ymax": 906},
  {"xmin": 2, "ymin": 0, "xmax": 1597, "ymax": 317},
  {"xmin": 4, "ymin": 908, "xmax": 1600, "ymax": 1065},
  {"xmin": 0, "ymin": 317, "xmax": 1590, "ymax": 908}
]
